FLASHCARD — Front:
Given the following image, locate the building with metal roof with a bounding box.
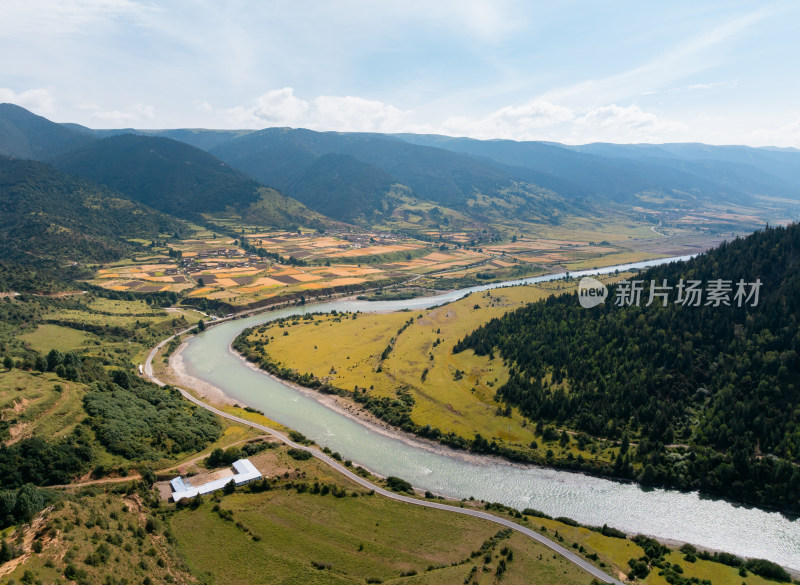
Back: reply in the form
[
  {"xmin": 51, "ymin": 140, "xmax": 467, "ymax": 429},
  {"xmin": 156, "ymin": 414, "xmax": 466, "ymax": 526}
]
[{"xmin": 170, "ymin": 458, "xmax": 263, "ymax": 502}]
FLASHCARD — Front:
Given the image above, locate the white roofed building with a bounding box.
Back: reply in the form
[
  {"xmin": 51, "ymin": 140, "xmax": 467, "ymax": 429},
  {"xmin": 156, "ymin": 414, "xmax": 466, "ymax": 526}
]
[{"xmin": 170, "ymin": 458, "xmax": 263, "ymax": 502}]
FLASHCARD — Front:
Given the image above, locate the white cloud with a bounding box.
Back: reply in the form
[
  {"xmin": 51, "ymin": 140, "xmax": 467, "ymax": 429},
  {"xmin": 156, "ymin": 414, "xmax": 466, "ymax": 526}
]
[
  {"xmin": 742, "ymin": 117, "xmax": 800, "ymax": 149},
  {"xmin": 193, "ymin": 101, "xmax": 214, "ymax": 114},
  {"xmin": 312, "ymin": 95, "xmax": 408, "ymax": 133},
  {"xmin": 0, "ymin": 87, "xmax": 56, "ymax": 115},
  {"xmin": 226, "ymin": 88, "xmax": 309, "ymax": 127},
  {"xmin": 223, "ymin": 89, "xmax": 693, "ymax": 145},
  {"xmin": 440, "ymin": 99, "xmax": 574, "ymax": 139},
  {"xmin": 225, "ymin": 89, "xmax": 410, "ymax": 133},
  {"xmin": 570, "ymin": 104, "xmax": 687, "ymax": 143},
  {"xmin": 90, "ymin": 103, "xmax": 155, "ymax": 126}
]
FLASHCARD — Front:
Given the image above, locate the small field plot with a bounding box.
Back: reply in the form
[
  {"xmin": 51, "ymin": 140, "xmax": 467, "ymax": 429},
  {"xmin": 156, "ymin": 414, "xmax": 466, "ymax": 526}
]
[{"xmin": 20, "ymin": 324, "xmax": 99, "ymax": 353}]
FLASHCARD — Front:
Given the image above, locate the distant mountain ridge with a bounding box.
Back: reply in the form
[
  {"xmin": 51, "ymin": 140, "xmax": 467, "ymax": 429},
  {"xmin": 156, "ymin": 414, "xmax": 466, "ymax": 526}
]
[
  {"xmin": 2, "ymin": 103, "xmax": 800, "ymax": 232},
  {"xmin": 0, "ymin": 105, "xmax": 332, "ymax": 230}
]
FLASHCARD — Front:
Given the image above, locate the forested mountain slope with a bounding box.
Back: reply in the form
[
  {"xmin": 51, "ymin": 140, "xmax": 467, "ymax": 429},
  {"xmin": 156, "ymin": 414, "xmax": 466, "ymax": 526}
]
[
  {"xmin": 208, "ymin": 127, "xmax": 574, "ymax": 225},
  {"xmin": 397, "ymin": 134, "xmax": 800, "ymax": 203},
  {"xmin": 51, "ymin": 133, "xmax": 329, "ymax": 229},
  {"xmin": 0, "ymin": 156, "xmax": 184, "ymax": 266},
  {"xmin": 51, "ymin": 134, "xmax": 267, "ymax": 217},
  {"xmin": 455, "ymin": 223, "xmax": 800, "ymax": 512},
  {"xmin": 0, "ymin": 103, "xmax": 94, "ymax": 160}
]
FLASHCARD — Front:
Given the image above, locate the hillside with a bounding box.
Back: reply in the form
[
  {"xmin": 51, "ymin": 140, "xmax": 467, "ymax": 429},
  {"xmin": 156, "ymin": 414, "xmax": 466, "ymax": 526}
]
[
  {"xmin": 208, "ymin": 127, "xmax": 575, "ymax": 227},
  {"xmin": 51, "ymin": 134, "xmax": 264, "ymax": 216},
  {"xmin": 454, "ymin": 223, "xmax": 800, "ymax": 512},
  {"xmin": 396, "ymin": 134, "xmax": 800, "ymax": 205},
  {"xmin": 0, "ymin": 156, "xmax": 184, "ymax": 266},
  {"xmin": 0, "ymin": 103, "xmax": 95, "ymax": 160},
  {"xmin": 284, "ymin": 152, "xmax": 399, "ymax": 223},
  {"xmin": 50, "ymin": 133, "xmax": 333, "ymax": 230}
]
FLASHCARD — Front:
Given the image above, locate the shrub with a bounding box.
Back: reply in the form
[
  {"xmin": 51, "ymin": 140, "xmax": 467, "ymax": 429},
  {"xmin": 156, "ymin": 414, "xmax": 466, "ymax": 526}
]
[
  {"xmin": 288, "ymin": 448, "xmax": 312, "ymax": 461},
  {"xmin": 385, "ymin": 476, "xmax": 413, "ymax": 493}
]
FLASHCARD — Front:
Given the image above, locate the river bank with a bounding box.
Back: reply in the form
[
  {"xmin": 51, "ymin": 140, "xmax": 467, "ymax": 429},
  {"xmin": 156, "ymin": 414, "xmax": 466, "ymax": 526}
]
[{"xmin": 169, "ymin": 339, "xmax": 527, "ymax": 472}]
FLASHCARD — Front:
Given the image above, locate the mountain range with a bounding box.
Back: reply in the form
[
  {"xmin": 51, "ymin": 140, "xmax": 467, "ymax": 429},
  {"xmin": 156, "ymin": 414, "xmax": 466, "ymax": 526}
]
[{"xmin": 2, "ymin": 102, "xmax": 800, "ymax": 237}]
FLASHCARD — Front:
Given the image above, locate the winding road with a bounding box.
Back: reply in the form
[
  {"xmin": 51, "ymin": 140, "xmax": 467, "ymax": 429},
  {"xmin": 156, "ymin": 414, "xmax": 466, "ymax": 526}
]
[{"xmin": 144, "ymin": 327, "xmax": 624, "ymax": 584}]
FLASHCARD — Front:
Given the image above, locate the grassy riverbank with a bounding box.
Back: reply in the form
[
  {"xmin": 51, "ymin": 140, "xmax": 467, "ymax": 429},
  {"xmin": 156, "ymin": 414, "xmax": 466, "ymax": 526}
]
[{"xmin": 234, "ymin": 274, "xmax": 630, "ymax": 473}]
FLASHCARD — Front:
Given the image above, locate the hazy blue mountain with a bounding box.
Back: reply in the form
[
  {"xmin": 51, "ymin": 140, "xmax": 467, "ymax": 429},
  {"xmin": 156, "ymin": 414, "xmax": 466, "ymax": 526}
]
[
  {"xmin": 396, "ymin": 134, "xmax": 800, "ymax": 203},
  {"xmin": 4, "ymin": 104, "xmax": 799, "ymax": 231},
  {"xmin": 210, "ymin": 127, "xmax": 524, "ymax": 206},
  {"xmin": 60, "ymin": 124, "xmax": 254, "ymax": 152},
  {"xmin": 569, "ymin": 142, "xmax": 800, "ymax": 189},
  {"xmin": 205, "ymin": 127, "xmax": 578, "ymax": 227},
  {"xmin": 0, "ymin": 103, "xmax": 95, "ymax": 160}
]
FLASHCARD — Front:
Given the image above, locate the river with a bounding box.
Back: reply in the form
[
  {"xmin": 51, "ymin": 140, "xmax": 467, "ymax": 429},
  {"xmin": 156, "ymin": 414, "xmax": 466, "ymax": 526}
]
[{"xmin": 179, "ymin": 256, "xmax": 800, "ymax": 571}]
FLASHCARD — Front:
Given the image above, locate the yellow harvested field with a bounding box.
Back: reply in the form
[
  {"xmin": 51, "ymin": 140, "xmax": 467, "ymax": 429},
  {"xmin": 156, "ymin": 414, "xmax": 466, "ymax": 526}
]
[
  {"xmin": 303, "ymin": 277, "xmax": 365, "ymax": 287},
  {"xmin": 206, "ymin": 290, "xmax": 237, "ymax": 299},
  {"xmin": 323, "ymin": 266, "xmax": 382, "ymax": 277},
  {"xmin": 421, "ymin": 252, "xmax": 455, "ymax": 262},
  {"xmin": 299, "ymin": 278, "xmax": 364, "ymax": 289},
  {"xmin": 188, "ymin": 287, "xmax": 214, "ymax": 296},
  {"xmin": 248, "ymin": 274, "xmax": 625, "ymax": 449},
  {"xmin": 291, "ymin": 272, "xmax": 322, "ymax": 282},
  {"xmin": 214, "ymin": 278, "xmax": 240, "ymax": 287},
  {"xmin": 108, "ymin": 285, "xmax": 128, "ymax": 291},
  {"xmin": 212, "ymin": 268, "xmax": 261, "ymax": 277},
  {"xmin": 334, "ymin": 244, "xmax": 417, "ymax": 257},
  {"xmin": 141, "ymin": 275, "xmax": 176, "ymax": 283}
]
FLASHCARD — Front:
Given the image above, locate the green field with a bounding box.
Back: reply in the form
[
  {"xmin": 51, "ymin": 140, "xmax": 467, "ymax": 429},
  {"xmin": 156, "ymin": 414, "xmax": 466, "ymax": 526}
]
[
  {"xmin": 0, "ymin": 369, "xmax": 87, "ymax": 443},
  {"xmin": 20, "ymin": 324, "xmax": 99, "ymax": 353}
]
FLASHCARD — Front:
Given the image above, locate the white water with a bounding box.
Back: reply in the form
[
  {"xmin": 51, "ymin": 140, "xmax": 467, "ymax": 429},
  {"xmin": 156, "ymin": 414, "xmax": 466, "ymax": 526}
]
[{"xmin": 181, "ymin": 256, "xmax": 800, "ymax": 571}]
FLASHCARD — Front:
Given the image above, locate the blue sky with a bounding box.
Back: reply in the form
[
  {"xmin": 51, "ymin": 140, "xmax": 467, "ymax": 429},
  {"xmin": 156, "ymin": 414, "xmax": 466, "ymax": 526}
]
[{"xmin": 1, "ymin": 0, "xmax": 798, "ymax": 145}]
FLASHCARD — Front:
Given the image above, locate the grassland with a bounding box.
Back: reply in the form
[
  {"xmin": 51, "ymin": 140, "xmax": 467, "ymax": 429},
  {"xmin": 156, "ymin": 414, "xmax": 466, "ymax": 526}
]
[
  {"xmin": 0, "ymin": 489, "xmax": 192, "ymax": 585},
  {"xmin": 0, "ymin": 369, "xmax": 87, "ymax": 443},
  {"xmin": 19, "ymin": 324, "xmax": 99, "ymax": 354}
]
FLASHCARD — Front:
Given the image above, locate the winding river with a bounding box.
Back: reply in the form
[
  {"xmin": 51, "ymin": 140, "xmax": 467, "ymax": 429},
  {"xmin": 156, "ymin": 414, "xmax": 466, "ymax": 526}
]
[{"xmin": 179, "ymin": 256, "xmax": 799, "ymax": 571}]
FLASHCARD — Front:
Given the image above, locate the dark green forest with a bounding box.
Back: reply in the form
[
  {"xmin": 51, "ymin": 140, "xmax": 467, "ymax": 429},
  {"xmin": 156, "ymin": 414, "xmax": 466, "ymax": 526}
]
[
  {"xmin": 0, "ymin": 156, "xmax": 183, "ymax": 268},
  {"xmin": 455, "ymin": 223, "xmax": 800, "ymax": 512}
]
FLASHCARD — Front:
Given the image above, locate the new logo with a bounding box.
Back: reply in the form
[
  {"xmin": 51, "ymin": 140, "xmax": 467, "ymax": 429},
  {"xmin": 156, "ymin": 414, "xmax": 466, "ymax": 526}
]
[{"xmin": 578, "ymin": 276, "xmax": 608, "ymax": 308}]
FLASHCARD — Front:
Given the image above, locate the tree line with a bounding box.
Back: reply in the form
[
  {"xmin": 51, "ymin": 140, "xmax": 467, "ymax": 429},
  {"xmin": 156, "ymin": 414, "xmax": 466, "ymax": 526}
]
[{"xmin": 454, "ymin": 223, "xmax": 800, "ymax": 512}]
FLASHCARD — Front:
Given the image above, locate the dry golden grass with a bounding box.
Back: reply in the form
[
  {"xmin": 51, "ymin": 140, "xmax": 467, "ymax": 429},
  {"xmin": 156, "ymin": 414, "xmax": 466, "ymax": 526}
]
[{"xmin": 247, "ymin": 277, "xmax": 623, "ymax": 447}]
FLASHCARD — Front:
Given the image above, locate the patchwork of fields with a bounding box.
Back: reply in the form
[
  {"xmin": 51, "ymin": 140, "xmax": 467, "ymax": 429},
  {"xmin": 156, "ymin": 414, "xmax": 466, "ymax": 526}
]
[{"xmin": 84, "ymin": 221, "xmax": 720, "ymax": 309}]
